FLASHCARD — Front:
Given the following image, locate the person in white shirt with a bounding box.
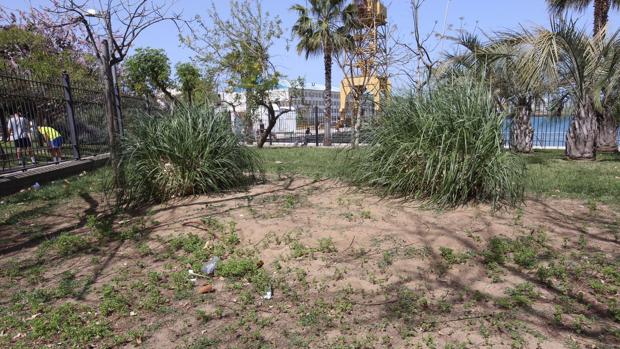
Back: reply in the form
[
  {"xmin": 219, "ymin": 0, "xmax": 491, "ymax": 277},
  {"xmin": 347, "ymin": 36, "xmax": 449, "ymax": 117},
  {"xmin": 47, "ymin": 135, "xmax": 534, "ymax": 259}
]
[{"xmin": 7, "ymin": 111, "xmax": 36, "ymax": 166}]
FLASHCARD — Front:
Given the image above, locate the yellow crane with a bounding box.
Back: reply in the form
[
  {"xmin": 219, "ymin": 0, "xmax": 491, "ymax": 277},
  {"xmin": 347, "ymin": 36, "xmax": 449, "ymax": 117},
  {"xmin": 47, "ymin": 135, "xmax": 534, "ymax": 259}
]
[{"xmin": 338, "ymin": 0, "xmax": 390, "ymax": 126}]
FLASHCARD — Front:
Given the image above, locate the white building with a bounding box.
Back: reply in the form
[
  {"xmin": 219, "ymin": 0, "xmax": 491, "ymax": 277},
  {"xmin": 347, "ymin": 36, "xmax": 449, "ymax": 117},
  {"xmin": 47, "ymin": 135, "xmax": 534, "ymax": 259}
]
[
  {"xmin": 220, "ymin": 80, "xmax": 340, "ymax": 137},
  {"xmin": 220, "ymin": 79, "xmax": 377, "ymax": 140}
]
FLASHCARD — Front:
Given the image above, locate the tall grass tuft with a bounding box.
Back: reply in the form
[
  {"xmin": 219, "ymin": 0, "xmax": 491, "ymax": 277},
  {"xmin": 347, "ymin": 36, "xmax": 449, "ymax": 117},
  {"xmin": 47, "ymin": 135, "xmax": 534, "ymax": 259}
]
[
  {"xmin": 348, "ymin": 76, "xmax": 525, "ymax": 208},
  {"xmin": 120, "ymin": 105, "xmax": 262, "ymax": 206}
]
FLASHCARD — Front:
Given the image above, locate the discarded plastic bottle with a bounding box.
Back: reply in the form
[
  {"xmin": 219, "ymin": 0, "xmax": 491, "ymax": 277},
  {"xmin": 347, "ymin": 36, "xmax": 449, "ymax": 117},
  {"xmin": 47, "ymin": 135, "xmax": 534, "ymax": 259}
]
[
  {"xmin": 201, "ymin": 256, "xmax": 220, "ymax": 275},
  {"xmin": 32, "ymin": 182, "xmax": 41, "ymax": 190},
  {"xmin": 263, "ymin": 285, "xmax": 273, "ymax": 300}
]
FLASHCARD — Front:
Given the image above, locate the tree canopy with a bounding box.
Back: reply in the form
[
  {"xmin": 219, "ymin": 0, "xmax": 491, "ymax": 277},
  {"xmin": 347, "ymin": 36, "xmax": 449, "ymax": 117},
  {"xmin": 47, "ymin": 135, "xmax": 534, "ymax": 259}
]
[{"xmin": 124, "ymin": 47, "xmax": 175, "ymax": 100}]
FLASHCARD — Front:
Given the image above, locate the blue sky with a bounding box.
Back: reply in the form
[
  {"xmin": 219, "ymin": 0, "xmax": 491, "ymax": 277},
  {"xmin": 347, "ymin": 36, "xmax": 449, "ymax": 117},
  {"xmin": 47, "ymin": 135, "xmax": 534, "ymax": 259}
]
[{"xmin": 2, "ymin": 0, "xmax": 617, "ymax": 86}]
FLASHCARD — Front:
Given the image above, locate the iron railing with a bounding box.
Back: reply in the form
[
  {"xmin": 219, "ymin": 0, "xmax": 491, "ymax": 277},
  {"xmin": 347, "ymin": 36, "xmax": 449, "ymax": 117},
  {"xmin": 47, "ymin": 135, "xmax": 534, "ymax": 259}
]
[
  {"xmin": 0, "ymin": 69, "xmax": 152, "ymax": 174},
  {"xmin": 238, "ymin": 106, "xmax": 619, "ymax": 149}
]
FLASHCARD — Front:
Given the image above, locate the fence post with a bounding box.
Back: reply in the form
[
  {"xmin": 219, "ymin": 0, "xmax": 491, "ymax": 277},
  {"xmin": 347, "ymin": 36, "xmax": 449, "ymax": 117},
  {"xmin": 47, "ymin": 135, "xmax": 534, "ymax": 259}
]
[
  {"xmin": 62, "ymin": 72, "xmax": 80, "ymax": 160},
  {"xmin": 314, "ymin": 106, "xmax": 319, "ymax": 147},
  {"xmin": 113, "ymin": 85, "xmax": 124, "ymax": 136}
]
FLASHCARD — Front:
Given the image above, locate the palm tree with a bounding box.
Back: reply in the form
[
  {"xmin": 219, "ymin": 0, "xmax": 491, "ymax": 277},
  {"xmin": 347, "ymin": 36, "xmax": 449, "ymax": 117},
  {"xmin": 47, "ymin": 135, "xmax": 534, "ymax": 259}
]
[
  {"xmin": 443, "ymin": 33, "xmax": 545, "ymax": 153},
  {"xmin": 548, "ymin": 1, "xmax": 620, "ymax": 152},
  {"xmin": 547, "ymin": 0, "xmax": 620, "ymax": 35},
  {"xmin": 291, "ymin": 0, "xmax": 356, "ymax": 146},
  {"xmin": 512, "ymin": 19, "xmax": 620, "ymax": 159}
]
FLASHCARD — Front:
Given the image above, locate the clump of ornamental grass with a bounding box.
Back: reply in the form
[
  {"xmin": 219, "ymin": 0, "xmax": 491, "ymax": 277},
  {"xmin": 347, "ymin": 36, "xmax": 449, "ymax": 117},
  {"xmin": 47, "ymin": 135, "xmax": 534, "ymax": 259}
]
[
  {"xmin": 120, "ymin": 105, "xmax": 262, "ymax": 206},
  {"xmin": 348, "ymin": 76, "xmax": 525, "ymax": 208}
]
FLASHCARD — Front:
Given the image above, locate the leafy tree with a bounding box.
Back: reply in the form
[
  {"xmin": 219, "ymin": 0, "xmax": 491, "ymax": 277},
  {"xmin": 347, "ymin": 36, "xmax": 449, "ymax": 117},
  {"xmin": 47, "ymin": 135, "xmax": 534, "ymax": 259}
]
[
  {"xmin": 183, "ymin": 0, "xmax": 290, "ymax": 148},
  {"xmin": 49, "ymin": 0, "xmax": 184, "ymax": 201},
  {"xmin": 291, "ymin": 0, "xmax": 356, "ymax": 146},
  {"xmin": 0, "ymin": 16, "xmax": 96, "ymax": 82},
  {"xmin": 175, "ymin": 62, "xmax": 201, "ymax": 106},
  {"xmin": 124, "ymin": 47, "xmax": 175, "ymax": 102}
]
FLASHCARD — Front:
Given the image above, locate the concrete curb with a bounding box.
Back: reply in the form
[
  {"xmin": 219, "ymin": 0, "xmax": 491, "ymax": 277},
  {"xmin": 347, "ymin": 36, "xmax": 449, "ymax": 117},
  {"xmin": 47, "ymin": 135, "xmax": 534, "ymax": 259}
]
[{"xmin": 0, "ymin": 154, "xmax": 110, "ymax": 197}]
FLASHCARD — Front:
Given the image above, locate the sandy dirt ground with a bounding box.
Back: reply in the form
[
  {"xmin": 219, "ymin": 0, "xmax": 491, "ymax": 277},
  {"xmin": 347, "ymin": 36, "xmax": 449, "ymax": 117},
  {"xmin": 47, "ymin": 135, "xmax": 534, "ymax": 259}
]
[{"xmin": 1, "ymin": 176, "xmax": 619, "ymax": 348}]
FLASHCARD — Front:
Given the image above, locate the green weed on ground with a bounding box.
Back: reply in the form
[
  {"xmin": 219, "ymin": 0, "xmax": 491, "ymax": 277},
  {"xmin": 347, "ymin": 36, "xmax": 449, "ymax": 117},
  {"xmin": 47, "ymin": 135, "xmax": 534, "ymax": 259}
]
[
  {"xmin": 0, "ymin": 167, "xmax": 109, "ymax": 227},
  {"xmin": 523, "ymin": 150, "xmax": 620, "ymax": 206},
  {"xmin": 259, "ymin": 148, "xmax": 344, "ymax": 179},
  {"xmin": 259, "ymin": 148, "xmax": 620, "ymax": 207}
]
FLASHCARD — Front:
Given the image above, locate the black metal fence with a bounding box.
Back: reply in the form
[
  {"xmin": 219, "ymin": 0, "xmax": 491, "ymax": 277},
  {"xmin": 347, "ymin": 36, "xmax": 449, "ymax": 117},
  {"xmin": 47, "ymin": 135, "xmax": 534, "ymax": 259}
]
[
  {"xmin": 240, "ymin": 105, "xmax": 619, "ymax": 150},
  {"xmin": 237, "ymin": 105, "xmax": 379, "ymax": 146},
  {"xmin": 1, "ymin": 68, "xmax": 617, "ymax": 175},
  {"xmin": 0, "ymin": 69, "xmax": 150, "ymax": 174}
]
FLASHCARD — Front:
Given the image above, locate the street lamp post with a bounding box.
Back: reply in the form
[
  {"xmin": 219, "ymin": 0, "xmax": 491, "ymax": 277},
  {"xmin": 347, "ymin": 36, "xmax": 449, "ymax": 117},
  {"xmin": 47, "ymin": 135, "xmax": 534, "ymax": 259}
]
[{"xmin": 85, "ymin": 9, "xmax": 123, "ymax": 136}]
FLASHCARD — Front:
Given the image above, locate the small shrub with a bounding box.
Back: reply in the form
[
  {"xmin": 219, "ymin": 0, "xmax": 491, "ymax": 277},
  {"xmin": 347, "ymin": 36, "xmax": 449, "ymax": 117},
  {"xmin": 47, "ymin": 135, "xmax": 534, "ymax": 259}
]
[
  {"xmin": 140, "ymin": 285, "xmax": 166, "ymax": 311},
  {"xmin": 168, "ymin": 271, "xmax": 193, "ymax": 299},
  {"xmin": 512, "ymin": 237, "xmax": 539, "ymax": 269},
  {"xmin": 347, "ymin": 75, "xmax": 525, "ymax": 208},
  {"xmin": 137, "ymin": 242, "xmax": 152, "ymax": 256},
  {"xmin": 483, "ymin": 237, "xmax": 510, "ymax": 265},
  {"xmin": 55, "ymin": 271, "xmax": 79, "ymax": 298},
  {"xmin": 99, "ymin": 284, "xmax": 129, "ymax": 316},
  {"xmin": 188, "ymin": 337, "xmax": 220, "ymax": 348},
  {"xmin": 386, "ymin": 287, "xmax": 428, "ymax": 325},
  {"xmin": 513, "ymin": 250, "xmax": 537, "ymax": 268},
  {"xmin": 201, "ymin": 216, "xmax": 225, "ymax": 233},
  {"xmin": 289, "ymin": 241, "xmax": 312, "ymax": 259},
  {"xmin": 223, "ymin": 222, "xmax": 240, "ymax": 246},
  {"xmin": 379, "ymin": 250, "xmax": 396, "ymax": 269},
  {"xmin": 169, "ymin": 233, "xmax": 204, "ymax": 254},
  {"xmin": 30, "ymin": 303, "xmax": 110, "ymax": 346},
  {"xmin": 299, "ymin": 299, "xmax": 332, "ymax": 327},
  {"xmin": 536, "ymin": 262, "xmax": 567, "ymax": 284},
  {"xmin": 121, "ymin": 105, "xmax": 262, "ymax": 206},
  {"xmin": 317, "ymin": 237, "xmax": 337, "ymax": 253},
  {"xmin": 359, "ymin": 210, "xmax": 372, "ymax": 219},
  {"xmin": 439, "ymin": 247, "xmax": 472, "ymax": 265},
  {"xmin": 40, "ymin": 233, "xmax": 90, "ymax": 257},
  {"xmin": 86, "ymin": 215, "xmax": 114, "ymax": 240},
  {"xmin": 216, "ymin": 258, "xmax": 257, "ymax": 278},
  {"xmin": 496, "ymin": 282, "xmax": 539, "ymax": 309}
]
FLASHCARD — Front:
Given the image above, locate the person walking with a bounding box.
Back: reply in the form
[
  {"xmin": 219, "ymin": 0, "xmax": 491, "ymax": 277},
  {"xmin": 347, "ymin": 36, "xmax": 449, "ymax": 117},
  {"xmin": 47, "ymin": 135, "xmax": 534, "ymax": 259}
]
[
  {"xmin": 37, "ymin": 125, "xmax": 63, "ymax": 164},
  {"xmin": 7, "ymin": 111, "xmax": 36, "ymax": 167},
  {"xmin": 303, "ymin": 127, "xmax": 311, "ymax": 146}
]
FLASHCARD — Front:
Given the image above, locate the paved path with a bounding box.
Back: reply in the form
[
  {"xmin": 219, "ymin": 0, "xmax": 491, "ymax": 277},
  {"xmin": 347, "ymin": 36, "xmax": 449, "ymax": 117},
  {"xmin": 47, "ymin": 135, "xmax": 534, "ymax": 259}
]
[{"xmin": 0, "ymin": 154, "xmax": 109, "ymax": 196}]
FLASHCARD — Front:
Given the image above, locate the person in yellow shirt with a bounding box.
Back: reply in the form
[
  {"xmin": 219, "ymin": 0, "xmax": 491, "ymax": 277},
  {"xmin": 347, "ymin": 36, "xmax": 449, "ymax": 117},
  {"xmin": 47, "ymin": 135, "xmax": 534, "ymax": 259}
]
[{"xmin": 37, "ymin": 126, "xmax": 63, "ymax": 164}]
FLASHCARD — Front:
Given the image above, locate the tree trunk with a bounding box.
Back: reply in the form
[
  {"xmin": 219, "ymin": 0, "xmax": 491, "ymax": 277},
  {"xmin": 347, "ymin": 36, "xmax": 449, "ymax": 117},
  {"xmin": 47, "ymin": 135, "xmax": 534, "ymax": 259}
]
[
  {"xmin": 555, "ymin": 101, "xmax": 564, "ymax": 117},
  {"xmin": 323, "ymin": 50, "xmax": 332, "ymax": 146},
  {"xmin": 101, "ymin": 40, "xmax": 122, "ymax": 200},
  {"xmin": 244, "ymin": 116, "xmax": 254, "ymax": 145},
  {"xmin": 596, "ymin": 109, "xmax": 618, "ymax": 152},
  {"xmin": 565, "ymin": 101, "xmax": 598, "ymax": 160},
  {"xmin": 155, "ymin": 80, "xmax": 177, "ymax": 103},
  {"xmin": 594, "ymin": 0, "xmax": 610, "ymax": 36},
  {"xmin": 351, "ymin": 98, "xmax": 363, "ymax": 149},
  {"xmin": 509, "ymin": 103, "xmax": 534, "ymax": 153},
  {"xmin": 257, "ymin": 108, "xmax": 276, "ymax": 148},
  {"xmin": 187, "ymin": 90, "xmax": 193, "ymax": 107}
]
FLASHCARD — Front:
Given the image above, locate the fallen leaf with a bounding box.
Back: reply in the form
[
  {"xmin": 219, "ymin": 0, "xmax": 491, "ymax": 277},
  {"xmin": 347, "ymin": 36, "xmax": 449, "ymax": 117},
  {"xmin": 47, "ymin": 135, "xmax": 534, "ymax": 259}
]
[
  {"xmin": 198, "ymin": 284, "xmax": 215, "ymax": 294},
  {"xmin": 27, "ymin": 313, "xmax": 41, "ymax": 320}
]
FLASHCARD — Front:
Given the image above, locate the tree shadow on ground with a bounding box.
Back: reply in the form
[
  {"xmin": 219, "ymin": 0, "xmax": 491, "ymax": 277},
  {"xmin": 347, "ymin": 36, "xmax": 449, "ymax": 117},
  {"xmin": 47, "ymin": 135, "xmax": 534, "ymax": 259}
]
[{"xmin": 0, "ymin": 192, "xmax": 100, "ymax": 256}]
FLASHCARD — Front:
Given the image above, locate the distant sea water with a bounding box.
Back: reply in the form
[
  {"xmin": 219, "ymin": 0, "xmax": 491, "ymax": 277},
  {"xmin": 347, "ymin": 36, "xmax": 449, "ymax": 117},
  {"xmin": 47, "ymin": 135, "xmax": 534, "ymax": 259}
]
[{"xmin": 503, "ymin": 115, "xmax": 574, "ymax": 149}]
